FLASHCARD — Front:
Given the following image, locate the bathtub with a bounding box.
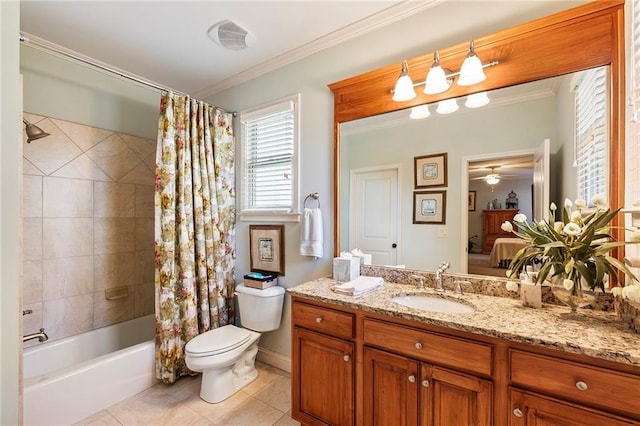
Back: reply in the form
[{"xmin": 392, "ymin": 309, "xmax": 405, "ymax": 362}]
[{"xmin": 23, "ymin": 315, "xmax": 158, "ymax": 425}]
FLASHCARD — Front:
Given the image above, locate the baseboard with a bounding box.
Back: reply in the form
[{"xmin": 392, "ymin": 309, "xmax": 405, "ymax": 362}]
[{"xmin": 257, "ymin": 347, "xmax": 291, "ymax": 373}]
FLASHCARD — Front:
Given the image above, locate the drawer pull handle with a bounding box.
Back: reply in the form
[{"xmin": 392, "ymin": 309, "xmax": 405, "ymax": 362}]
[
  {"xmin": 315, "ymin": 317, "xmax": 323, "ymax": 323},
  {"xmin": 415, "ymin": 342, "xmax": 423, "ymax": 350},
  {"xmin": 513, "ymin": 408, "xmax": 523, "ymax": 418},
  {"xmin": 576, "ymin": 381, "xmax": 588, "ymax": 391},
  {"xmin": 408, "ymin": 375, "xmax": 416, "ymax": 383},
  {"xmin": 343, "ymin": 355, "xmax": 350, "ymax": 362},
  {"xmin": 422, "ymin": 380, "xmax": 430, "ymax": 388}
]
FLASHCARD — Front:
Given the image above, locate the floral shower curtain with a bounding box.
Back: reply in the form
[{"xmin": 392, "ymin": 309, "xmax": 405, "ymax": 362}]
[{"xmin": 154, "ymin": 91, "xmax": 236, "ymax": 383}]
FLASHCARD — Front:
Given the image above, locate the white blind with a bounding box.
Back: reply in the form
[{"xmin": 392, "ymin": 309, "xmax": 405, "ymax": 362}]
[
  {"xmin": 242, "ymin": 99, "xmax": 295, "ymax": 211},
  {"xmin": 633, "ymin": 0, "xmax": 640, "ymax": 122},
  {"xmin": 575, "ymin": 67, "xmax": 608, "ymax": 204}
]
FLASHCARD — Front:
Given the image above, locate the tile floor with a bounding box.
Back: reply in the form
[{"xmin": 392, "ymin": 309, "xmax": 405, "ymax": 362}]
[{"xmin": 75, "ymin": 361, "xmax": 300, "ymax": 426}]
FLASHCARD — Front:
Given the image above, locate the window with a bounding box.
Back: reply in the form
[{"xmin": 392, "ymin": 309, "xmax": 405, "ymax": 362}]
[
  {"xmin": 574, "ymin": 67, "xmax": 608, "ymax": 205},
  {"xmin": 239, "ymin": 94, "xmax": 300, "ymax": 222},
  {"xmin": 629, "ymin": 0, "xmax": 640, "ymax": 204}
]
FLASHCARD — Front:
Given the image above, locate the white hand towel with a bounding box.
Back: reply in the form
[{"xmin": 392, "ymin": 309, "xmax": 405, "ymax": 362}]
[
  {"xmin": 332, "ymin": 276, "xmax": 383, "ymax": 296},
  {"xmin": 300, "ymin": 207, "xmax": 323, "ymax": 259}
]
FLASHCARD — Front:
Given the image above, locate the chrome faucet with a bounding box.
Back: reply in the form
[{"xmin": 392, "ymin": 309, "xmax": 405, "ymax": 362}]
[
  {"xmin": 23, "ymin": 328, "xmax": 48, "ymax": 343},
  {"xmin": 435, "ymin": 262, "xmax": 450, "ymax": 293}
]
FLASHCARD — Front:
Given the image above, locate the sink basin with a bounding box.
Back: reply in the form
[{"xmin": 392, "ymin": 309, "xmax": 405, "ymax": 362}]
[{"xmin": 392, "ymin": 295, "xmax": 475, "ymax": 314}]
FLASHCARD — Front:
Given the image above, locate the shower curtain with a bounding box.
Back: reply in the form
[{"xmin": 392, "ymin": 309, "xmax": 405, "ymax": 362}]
[{"xmin": 154, "ymin": 91, "xmax": 236, "ymax": 383}]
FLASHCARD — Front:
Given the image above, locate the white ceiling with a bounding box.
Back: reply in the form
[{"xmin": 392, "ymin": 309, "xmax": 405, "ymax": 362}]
[{"xmin": 20, "ymin": 1, "xmax": 434, "ymax": 98}]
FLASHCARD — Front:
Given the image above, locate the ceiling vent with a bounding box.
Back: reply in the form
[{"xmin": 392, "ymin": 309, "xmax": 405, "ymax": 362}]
[{"xmin": 207, "ymin": 20, "xmax": 255, "ymax": 51}]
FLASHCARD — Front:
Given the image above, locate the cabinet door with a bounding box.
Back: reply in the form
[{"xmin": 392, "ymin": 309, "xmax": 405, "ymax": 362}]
[
  {"xmin": 363, "ymin": 347, "xmax": 419, "ymax": 426},
  {"xmin": 425, "ymin": 365, "xmax": 493, "ymax": 426},
  {"xmin": 509, "ymin": 388, "xmax": 636, "ymax": 426},
  {"xmin": 293, "ymin": 327, "xmax": 354, "ymax": 426}
]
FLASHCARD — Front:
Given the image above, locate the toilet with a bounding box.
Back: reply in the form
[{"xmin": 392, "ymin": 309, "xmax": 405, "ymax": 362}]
[{"xmin": 185, "ymin": 283, "xmax": 285, "ymax": 403}]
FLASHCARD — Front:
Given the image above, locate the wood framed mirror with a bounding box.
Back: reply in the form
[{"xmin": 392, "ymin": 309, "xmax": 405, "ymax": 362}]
[{"xmin": 329, "ymin": 0, "xmax": 625, "ymax": 272}]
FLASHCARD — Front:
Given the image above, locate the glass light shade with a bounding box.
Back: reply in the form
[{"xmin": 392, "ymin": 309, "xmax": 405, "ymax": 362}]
[
  {"xmin": 457, "ymin": 52, "xmax": 486, "ymax": 86},
  {"xmin": 424, "ymin": 66, "xmax": 450, "ymax": 94},
  {"xmin": 486, "ymin": 174, "xmax": 500, "ymax": 185},
  {"xmin": 409, "ymin": 105, "xmax": 430, "ymax": 120},
  {"xmin": 436, "ymin": 98, "xmax": 458, "ymax": 114},
  {"xmin": 392, "ymin": 60, "xmax": 416, "ymax": 102},
  {"xmin": 465, "ymin": 92, "xmax": 490, "ymax": 108},
  {"xmin": 392, "ymin": 75, "xmax": 416, "ymax": 101}
]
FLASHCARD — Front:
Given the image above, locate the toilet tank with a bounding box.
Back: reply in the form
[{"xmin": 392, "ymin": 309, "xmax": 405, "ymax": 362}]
[{"xmin": 235, "ymin": 284, "xmax": 285, "ymax": 332}]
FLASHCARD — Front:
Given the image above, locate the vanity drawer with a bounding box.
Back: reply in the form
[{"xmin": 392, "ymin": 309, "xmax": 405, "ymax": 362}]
[
  {"xmin": 510, "ymin": 349, "xmax": 640, "ymax": 415},
  {"xmin": 363, "ymin": 318, "xmax": 493, "ymax": 376},
  {"xmin": 292, "ymin": 301, "xmax": 354, "ymax": 340}
]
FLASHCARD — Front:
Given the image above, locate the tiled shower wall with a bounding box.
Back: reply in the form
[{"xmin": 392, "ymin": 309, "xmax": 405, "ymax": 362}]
[{"xmin": 22, "ymin": 112, "xmax": 156, "ymax": 347}]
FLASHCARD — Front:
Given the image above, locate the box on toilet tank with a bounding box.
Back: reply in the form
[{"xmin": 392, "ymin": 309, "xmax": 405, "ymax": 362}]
[{"xmin": 333, "ymin": 257, "xmax": 360, "ymax": 282}]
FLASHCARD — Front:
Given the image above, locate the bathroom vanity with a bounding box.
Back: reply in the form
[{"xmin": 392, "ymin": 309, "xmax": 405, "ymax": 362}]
[{"xmin": 289, "ymin": 273, "xmax": 640, "ymax": 426}]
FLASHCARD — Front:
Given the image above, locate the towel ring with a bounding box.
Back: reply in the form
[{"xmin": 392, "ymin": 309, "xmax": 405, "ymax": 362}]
[{"xmin": 304, "ymin": 192, "xmax": 320, "ymax": 208}]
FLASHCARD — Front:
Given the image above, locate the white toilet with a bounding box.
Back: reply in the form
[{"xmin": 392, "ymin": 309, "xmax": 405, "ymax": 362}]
[{"xmin": 185, "ymin": 283, "xmax": 285, "ymax": 403}]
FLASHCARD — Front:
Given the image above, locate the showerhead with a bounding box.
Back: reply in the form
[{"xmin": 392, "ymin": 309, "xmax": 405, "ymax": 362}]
[{"xmin": 22, "ymin": 119, "xmax": 50, "ymax": 143}]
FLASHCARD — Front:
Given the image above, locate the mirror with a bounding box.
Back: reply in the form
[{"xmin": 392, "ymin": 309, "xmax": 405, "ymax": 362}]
[
  {"xmin": 339, "ymin": 72, "xmax": 589, "ymax": 271},
  {"xmin": 330, "ymin": 1, "xmax": 625, "ymax": 275}
]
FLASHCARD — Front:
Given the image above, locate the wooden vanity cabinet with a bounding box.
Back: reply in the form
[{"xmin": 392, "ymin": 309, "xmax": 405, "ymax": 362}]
[
  {"xmin": 292, "ymin": 301, "xmax": 355, "ymax": 426},
  {"xmin": 507, "ymin": 349, "xmax": 640, "ymax": 425},
  {"xmin": 291, "ymin": 297, "xmax": 640, "ymax": 426},
  {"xmin": 363, "ymin": 320, "xmax": 493, "ymax": 426},
  {"xmin": 508, "ymin": 388, "xmax": 637, "ymax": 426}
]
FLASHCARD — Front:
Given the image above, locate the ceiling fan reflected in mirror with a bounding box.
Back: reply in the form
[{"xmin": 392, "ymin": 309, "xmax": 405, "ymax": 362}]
[{"xmin": 470, "ymin": 166, "xmax": 520, "ymax": 192}]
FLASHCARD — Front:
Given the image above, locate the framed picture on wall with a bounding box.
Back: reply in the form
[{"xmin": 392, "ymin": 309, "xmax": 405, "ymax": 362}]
[
  {"xmin": 468, "ymin": 191, "xmax": 477, "ymax": 211},
  {"xmin": 414, "ymin": 153, "xmax": 448, "ymax": 188},
  {"xmin": 249, "ymin": 225, "xmax": 285, "ymax": 275},
  {"xmin": 413, "ymin": 190, "xmax": 446, "ymax": 224}
]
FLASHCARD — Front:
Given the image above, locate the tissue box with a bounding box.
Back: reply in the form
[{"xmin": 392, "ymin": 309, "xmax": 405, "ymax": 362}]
[
  {"xmin": 243, "ymin": 272, "xmax": 278, "ymax": 289},
  {"xmin": 333, "ymin": 257, "xmax": 360, "ymax": 282},
  {"xmin": 353, "ymin": 253, "xmax": 372, "ymax": 265}
]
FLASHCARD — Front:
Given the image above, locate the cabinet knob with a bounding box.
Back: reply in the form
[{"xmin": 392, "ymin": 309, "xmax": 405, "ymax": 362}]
[
  {"xmin": 415, "ymin": 342, "xmax": 423, "ymax": 350},
  {"xmin": 408, "ymin": 375, "xmax": 416, "ymax": 383},
  {"xmin": 513, "ymin": 408, "xmax": 523, "ymax": 418},
  {"xmin": 422, "ymin": 380, "xmax": 430, "ymax": 388},
  {"xmin": 315, "ymin": 317, "xmax": 323, "ymax": 323},
  {"xmin": 575, "ymin": 380, "xmax": 588, "ymax": 391},
  {"xmin": 343, "ymin": 355, "xmax": 350, "ymax": 362}
]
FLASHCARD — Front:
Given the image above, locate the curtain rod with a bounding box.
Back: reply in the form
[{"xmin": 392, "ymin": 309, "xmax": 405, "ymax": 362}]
[{"xmin": 19, "ymin": 33, "xmax": 237, "ymax": 117}]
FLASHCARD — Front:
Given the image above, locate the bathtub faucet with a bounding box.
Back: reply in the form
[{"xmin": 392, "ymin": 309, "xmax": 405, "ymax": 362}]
[{"xmin": 23, "ymin": 328, "xmax": 48, "ymax": 343}]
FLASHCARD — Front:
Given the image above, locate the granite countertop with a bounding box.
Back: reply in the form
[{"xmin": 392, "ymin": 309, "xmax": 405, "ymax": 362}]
[{"xmin": 288, "ymin": 276, "xmax": 640, "ymax": 367}]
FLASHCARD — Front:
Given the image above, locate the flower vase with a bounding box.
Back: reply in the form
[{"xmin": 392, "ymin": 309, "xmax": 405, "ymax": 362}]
[
  {"xmin": 551, "ymin": 284, "xmax": 596, "ymax": 314},
  {"xmin": 520, "ymin": 283, "xmax": 542, "ymax": 308}
]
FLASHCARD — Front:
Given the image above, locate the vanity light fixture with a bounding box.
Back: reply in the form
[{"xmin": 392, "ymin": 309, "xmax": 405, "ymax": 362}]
[
  {"xmin": 436, "ymin": 98, "xmax": 459, "ymax": 114},
  {"xmin": 465, "ymin": 91, "xmax": 490, "ymax": 108},
  {"xmin": 409, "ymin": 105, "xmax": 430, "ymax": 120},
  {"xmin": 457, "ymin": 40, "xmax": 487, "ymax": 86},
  {"xmin": 392, "ymin": 60, "xmax": 417, "ymax": 102},
  {"xmin": 391, "ymin": 40, "xmax": 498, "ymax": 102}
]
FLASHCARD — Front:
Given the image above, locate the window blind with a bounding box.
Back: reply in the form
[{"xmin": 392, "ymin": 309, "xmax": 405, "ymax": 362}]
[
  {"xmin": 575, "ymin": 67, "xmax": 608, "ymax": 204},
  {"xmin": 242, "ymin": 100, "xmax": 295, "ymax": 211}
]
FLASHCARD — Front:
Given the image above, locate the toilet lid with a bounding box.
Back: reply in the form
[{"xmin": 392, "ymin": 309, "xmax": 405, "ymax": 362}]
[{"xmin": 186, "ymin": 325, "xmax": 253, "ymax": 356}]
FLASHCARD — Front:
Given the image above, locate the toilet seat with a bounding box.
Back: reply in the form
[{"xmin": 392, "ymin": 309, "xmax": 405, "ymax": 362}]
[{"xmin": 186, "ymin": 325, "xmax": 254, "ymax": 357}]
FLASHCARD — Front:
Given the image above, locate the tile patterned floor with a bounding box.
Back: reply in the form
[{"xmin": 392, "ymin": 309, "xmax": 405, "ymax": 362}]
[{"xmin": 75, "ymin": 361, "xmax": 300, "ymax": 426}]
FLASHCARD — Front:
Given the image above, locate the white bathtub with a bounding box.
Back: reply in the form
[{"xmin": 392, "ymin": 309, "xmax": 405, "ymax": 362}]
[{"xmin": 23, "ymin": 315, "xmax": 158, "ymax": 425}]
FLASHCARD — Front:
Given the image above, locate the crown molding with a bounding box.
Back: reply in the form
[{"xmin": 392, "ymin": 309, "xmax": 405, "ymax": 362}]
[{"xmin": 192, "ymin": 0, "xmax": 440, "ymax": 99}]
